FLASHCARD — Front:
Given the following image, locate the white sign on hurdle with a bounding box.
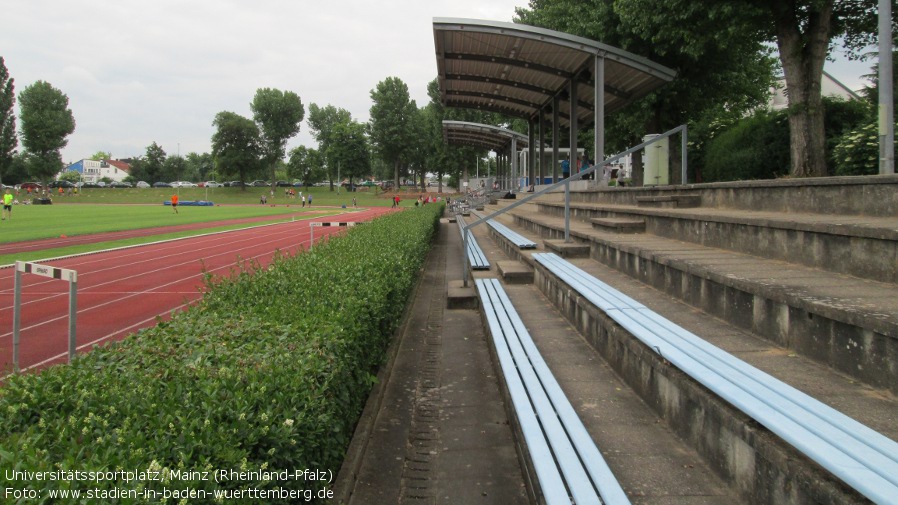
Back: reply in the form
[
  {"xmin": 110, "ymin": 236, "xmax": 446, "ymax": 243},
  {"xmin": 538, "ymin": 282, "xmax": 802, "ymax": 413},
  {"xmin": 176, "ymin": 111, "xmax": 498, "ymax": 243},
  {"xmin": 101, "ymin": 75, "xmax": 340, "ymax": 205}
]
[
  {"xmin": 309, "ymin": 222, "xmax": 360, "ymax": 248},
  {"xmin": 12, "ymin": 261, "xmax": 78, "ymax": 371}
]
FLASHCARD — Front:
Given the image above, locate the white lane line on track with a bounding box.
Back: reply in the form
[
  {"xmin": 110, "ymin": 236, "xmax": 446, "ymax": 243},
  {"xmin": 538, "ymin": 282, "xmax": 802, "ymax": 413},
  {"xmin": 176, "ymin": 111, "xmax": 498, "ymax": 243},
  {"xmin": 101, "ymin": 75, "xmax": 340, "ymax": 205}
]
[
  {"xmin": 0, "ymin": 223, "xmax": 318, "ymax": 318},
  {"xmin": 4, "ymin": 301, "xmax": 193, "ymax": 378},
  {"xmin": 0, "ymin": 220, "xmax": 339, "ymax": 341}
]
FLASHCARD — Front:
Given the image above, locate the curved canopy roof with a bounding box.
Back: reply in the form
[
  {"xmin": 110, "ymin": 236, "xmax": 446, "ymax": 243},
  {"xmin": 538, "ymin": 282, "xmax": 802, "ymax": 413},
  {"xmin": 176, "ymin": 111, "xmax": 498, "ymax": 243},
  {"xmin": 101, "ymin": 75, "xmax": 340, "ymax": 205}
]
[
  {"xmin": 433, "ymin": 18, "xmax": 676, "ymax": 127},
  {"xmin": 442, "ymin": 120, "xmax": 528, "ymax": 152}
]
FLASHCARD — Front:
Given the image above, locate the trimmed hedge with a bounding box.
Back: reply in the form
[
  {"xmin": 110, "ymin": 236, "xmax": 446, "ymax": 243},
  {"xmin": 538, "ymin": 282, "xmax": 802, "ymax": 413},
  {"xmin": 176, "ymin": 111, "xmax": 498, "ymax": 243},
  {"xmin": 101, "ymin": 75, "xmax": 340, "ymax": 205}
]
[{"xmin": 0, "ymin": 204, "xmax": 442, "ymax": 503}]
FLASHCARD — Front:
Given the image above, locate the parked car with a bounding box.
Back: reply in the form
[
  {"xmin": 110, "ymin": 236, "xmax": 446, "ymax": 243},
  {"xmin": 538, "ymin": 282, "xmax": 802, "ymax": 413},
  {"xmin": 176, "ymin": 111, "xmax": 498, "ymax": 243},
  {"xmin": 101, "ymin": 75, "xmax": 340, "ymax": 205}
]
[
  {"xmin": 227, "ymin": 180, "xmax": 246, "ymax": 187},
  {"xmin": 136, "ymin": 181, "xmax": 151, "ymax": 188},
  {"xmin": 276, "ymin": 180, "xmax": 290, "ymax": 187},
  {"xmin": 251, "ymin": 180, "xmax": 269, "ymax": 187},
  {"xmin": 19, "ymin": 182, "xmax": 42, "ymax": 191},
  {"xmin": 204, "ymin": 181, "xmax": 222, "ymax": 188},
  {"xmin": 153, "ymin": 182, "xmax": 172, "ymax": 188},
  {"xmin": 49, "ymin": 180, "xmax": 76, "ymax": 188},
  {"xmin": 171, "ymin": 181, "xmax": 197, "ymax": 188},
  {"xmin": 109, "ymin": 181, "xmax": 132, "ymax": 188}
]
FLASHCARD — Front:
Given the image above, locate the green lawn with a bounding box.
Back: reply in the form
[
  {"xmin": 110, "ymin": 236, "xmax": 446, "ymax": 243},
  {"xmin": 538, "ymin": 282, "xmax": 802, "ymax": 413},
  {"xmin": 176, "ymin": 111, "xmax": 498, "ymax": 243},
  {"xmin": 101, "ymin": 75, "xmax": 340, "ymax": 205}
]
[
  {"xmin": 0, "ymin": 204, "xmax": 323, "ymax": 244},
  {"xmin": 60, "ymin": 185, "xmax": 406, "ymax": 206}
]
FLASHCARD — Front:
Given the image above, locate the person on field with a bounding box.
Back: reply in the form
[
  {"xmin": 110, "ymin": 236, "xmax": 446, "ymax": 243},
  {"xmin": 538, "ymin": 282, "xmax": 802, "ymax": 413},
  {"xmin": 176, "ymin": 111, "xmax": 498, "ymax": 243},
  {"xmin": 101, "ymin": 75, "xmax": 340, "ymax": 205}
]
[
  {"xmin": 307, "ymin": 193, "xmax": 312, "ymax": 207},
  {"xmin": 2, "ymin": 189, "xmax": 13, "ymax": 220},
  {"xmin": 171, "ymin": 193, "xmax": 179, "ymax": 214},
  {"xmin": 302, "ymin": 195, "xmax": 306, "ymax": 207}
]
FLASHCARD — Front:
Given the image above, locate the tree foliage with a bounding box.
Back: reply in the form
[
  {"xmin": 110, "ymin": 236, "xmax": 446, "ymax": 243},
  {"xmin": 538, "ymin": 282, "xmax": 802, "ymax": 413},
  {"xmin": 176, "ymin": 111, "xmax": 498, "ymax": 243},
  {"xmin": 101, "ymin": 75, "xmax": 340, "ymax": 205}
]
[
  {"xmin": 287, "ymin": 145, "xmax": 324, "ymax": 189},
  {"xmin": 89, "ymin": 150, "xmax": 112, "ymax": 161},
  {"xmin": 703, "ymin": 110, "xmax": 791, "ymax": 181},
  {"xmin": 516, "ymin": 0, "xmax": 776, "ymax": 162},
  {"xmin": 369, "ymin": 77, "xmax": 417, "ymax": 186},
  {"xmin": 307, "ymin": 103, "xmax": 352, "ymax": 187},
  {"xmin": 211, "ymin": 111, "xmax": 261, "ymax": 187},
  {"xmin": 0, "ymin": 57, "xmax": 16, "ymax": 184},
  {"xmin": 329, "ymin": 120, "xmax": 370, "ymax": 183},
  {"xmin": 18, "ymin": 80, "xmax": 75, "ymax": 184},
  {"xmin": 251, "ymin": 88, "xmax": 304, "ymax": 187}
]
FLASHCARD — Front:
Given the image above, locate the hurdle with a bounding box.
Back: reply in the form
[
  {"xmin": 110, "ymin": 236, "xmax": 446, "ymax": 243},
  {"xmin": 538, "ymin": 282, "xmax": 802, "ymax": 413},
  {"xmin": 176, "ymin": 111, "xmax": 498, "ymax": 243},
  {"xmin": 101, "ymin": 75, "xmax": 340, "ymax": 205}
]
[
  {"xmin": 309, "ymin": 222, "xmax": 361, "ymax": 248},
  {"xmin": 13, "ymin": 261, "xmax": 78, "ymax": 372}
]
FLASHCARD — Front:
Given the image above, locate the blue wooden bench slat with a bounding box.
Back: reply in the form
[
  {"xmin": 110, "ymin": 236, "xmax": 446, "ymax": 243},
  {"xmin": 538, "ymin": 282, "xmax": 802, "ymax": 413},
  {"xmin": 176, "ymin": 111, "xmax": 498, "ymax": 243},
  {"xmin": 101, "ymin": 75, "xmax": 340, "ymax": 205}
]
[
  {"xmin": 533, "ymin": 253, "xmax": 898, "ymax": 505},
  {"xmin": 477, "ymin": 278, "xmax": 631, "ymax": 505},
  {"xmin": 477, "ymin": 279, "xmax": 574, "ymax": 505},
  {"xmin": 472, "ymin": 211, "xmax": 538, "ymax": 249},
  {"xmin": 457, "ymin": 217, "xmax": 490, "ymax": 269},
  {"xmin": 487, "ymin": 280, "xmax": 631, "ymax": 505},
  {"xmin": 535, "ymin": 253, "xmax": 898, "ymax": 479}
]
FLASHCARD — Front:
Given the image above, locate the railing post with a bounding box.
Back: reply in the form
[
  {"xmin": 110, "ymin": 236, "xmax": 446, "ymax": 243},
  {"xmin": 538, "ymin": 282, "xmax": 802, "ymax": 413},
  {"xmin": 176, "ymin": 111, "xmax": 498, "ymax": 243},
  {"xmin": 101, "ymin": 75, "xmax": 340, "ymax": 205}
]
[
  {"xmin": 564, "ymin": 179, "xmax": 571, "ymax": 243},
  {"xmin": 462, "ymin": 225, "xmax": 471, "ymax": 288},
  {"xmin": 681, "ymin": 125, "xmax": 688, "ymax": 185}
]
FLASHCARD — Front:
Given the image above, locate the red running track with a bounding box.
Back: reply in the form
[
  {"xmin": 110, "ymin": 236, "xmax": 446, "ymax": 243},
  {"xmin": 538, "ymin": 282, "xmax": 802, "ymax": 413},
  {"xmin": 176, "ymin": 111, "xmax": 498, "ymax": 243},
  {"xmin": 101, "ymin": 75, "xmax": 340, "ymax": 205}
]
[{"xmin": 0, "ymin": 207, "xmax": 395, "ymax": 375}]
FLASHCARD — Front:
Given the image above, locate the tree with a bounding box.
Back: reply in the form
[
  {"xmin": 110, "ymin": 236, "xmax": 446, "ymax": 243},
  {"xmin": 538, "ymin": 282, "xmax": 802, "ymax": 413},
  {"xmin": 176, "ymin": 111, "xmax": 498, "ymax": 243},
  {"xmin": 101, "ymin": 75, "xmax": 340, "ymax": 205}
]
[
  {"xmin": 211, "ymin": 111, "xmax": 261, "ymax": 188},
  {"xmin": 90, "ymin": 150, "xmax": 112, "ymax": 161},
  {"xmin": 0, "ymin": 57, "xmax": 16, "ymax": 185},
  {"xmin": 307, "ymin": 103, "xmax": 352, "ymax": 188},
  {"xmin": 287, "ymin": 145, "xmax": 324, "ymax": 189},
  {"xmin": 369, "ymin": 77, "xmax": 417, "ymax": 188},
  {"xmin": 18, "ymin": 80, "xmax": 75, "ymax": 185},
  {"xmin": 611, "ymin": 0, "xmax": 898, "ymax": 177},
  {"xmin": 250, "ymin": 88, "xmax": 304, "ymax": 189},
  {"xmin": 184, "ymin": 152, "xmax": 213, "ymax": 182},
  {"xmin": 328, "ymin": 120, "xmax": 370, "ymax": 185},
  {"xmin": 515, "ymin": 0, "xmax": 776, "ymax": 185},
  {"xmin": 133, "ymin": 142, "xmax": 167, "ymax": 183}
]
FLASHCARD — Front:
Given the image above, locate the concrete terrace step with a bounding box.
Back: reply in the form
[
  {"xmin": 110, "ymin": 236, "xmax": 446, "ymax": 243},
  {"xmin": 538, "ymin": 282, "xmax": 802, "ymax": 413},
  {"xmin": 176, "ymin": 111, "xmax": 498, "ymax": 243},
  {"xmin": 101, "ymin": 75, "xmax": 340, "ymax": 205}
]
[
  {"xmin": 590, "ymin": 217, "xmax": 646, "ymax": 233},
  {"xmin": 505, "ymin": 210, "xmax": 898, "ymax": 394},
  {"xmin": 534, "ymin": 200, "xmax": 898, "ymax": 284},
  {"xmin": 635, "ymin": 194, "xmax": 701, "ymax": 208}
]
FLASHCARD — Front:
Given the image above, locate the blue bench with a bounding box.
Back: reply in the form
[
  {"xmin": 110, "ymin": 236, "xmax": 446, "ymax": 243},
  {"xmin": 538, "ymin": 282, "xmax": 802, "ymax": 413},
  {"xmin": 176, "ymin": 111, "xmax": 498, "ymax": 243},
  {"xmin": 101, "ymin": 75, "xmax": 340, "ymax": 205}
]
[
  {"xmin": 533, "ymin": 253, "xmax": 898, "ymax": 505},
  {"xmin": 476, "ymin": 278, "xmax": 630, "ymax": 505},
  {"xmin": 473, "ymin": 211, "xmax": 537, "ymax": 249},
  {"xmin": 457, "ymin": 216, "xmax": 490, "ymax": 270}
]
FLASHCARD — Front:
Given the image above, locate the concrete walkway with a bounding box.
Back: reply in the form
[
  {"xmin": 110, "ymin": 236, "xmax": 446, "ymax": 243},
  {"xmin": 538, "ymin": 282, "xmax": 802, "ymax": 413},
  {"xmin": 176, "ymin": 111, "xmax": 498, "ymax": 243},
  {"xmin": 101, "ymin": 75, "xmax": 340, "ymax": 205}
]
[{"xmin": 334, "ymin": 217, "xmax": 528, "ymax": 504}]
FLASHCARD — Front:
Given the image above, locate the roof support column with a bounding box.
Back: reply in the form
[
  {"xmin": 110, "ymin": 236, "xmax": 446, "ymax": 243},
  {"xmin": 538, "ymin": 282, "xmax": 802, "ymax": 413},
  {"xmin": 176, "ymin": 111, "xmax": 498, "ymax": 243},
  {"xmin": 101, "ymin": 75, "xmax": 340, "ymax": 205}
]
[
  {"xmin": 569, "ymin": 78, "xmax": 578, "ymax": 174},
  {"xmin": 595, "ymin": 54, "xmax": 605, "ymax": 173},
  {"xmin": 552, "ymin": 95, "xmax": 560, "ymax": 182},
  {"xmin": 528, "ymin": 119, "xmax": 535, "ymax": 188},
  {"xmin": 538, "ymin": 108, "xmax": 546, "ymax": 185},
  {"xmin": 566, "ymin": 78, "xmax": 578, "ymax": 243},
  {"xmin": 512, "ymin": 137, "xmax": 519, "ymax": 193}
]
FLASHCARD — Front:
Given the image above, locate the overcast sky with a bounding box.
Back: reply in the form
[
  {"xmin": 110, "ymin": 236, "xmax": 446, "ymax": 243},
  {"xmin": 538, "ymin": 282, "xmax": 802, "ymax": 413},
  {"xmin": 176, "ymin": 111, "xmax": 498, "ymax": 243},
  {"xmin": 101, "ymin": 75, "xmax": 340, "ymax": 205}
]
[{"xmin": 1, "ymin": 0, "xmax": 878, "ymax": 164}]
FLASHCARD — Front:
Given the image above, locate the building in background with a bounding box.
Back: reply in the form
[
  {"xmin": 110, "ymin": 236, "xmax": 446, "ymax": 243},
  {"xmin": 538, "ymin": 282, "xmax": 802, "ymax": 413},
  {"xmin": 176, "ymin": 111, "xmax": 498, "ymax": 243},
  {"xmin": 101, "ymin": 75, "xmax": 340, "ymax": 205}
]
[{"xmin": 61, "ymin": 159, "xmax": 130, "ymax": 184}]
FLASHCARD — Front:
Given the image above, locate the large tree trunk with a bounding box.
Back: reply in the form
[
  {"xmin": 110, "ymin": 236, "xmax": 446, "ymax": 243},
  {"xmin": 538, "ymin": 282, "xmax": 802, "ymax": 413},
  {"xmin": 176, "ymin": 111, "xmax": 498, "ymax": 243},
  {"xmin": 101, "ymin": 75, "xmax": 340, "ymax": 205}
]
[
  {"xmin": 775, "ymin": 0, "xmax": 833, "ymax": 178},
  {"xmin": 393, "ymin": 159, "xmax": 400, "ymax": 189}
]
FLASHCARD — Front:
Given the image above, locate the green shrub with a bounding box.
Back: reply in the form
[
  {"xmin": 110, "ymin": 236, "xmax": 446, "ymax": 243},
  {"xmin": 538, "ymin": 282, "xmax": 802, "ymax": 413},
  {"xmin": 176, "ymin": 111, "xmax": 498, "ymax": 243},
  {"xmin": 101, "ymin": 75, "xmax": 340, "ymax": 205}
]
[
  {"xmin": 831, "ymin": 122, "xmax": 889, "ymax": 176},
  {"xmin": 703, "ymin": 109, "xmax": 791, "ymax": 181},
  {"xmin": 0, "ymin": 204, "xmax": 442, "ymax": 503}
]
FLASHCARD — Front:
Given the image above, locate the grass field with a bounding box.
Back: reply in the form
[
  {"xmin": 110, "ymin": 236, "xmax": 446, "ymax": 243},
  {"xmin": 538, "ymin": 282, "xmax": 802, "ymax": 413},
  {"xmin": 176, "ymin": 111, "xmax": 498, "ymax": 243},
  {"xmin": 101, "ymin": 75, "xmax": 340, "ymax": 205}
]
[
  {"xmin": 47, "ymin": 185, "xmax": 434, "ymax": 206},
  {"xmin": 0, "ymin": 204, "xmax": 325, "ymax": 243}
]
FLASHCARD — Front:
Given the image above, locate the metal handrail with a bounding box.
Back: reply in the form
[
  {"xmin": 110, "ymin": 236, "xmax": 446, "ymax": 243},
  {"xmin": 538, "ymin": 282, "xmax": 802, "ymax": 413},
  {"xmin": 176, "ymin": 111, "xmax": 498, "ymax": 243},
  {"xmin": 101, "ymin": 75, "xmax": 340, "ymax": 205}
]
[{"xmin": 460, "ymin": 124, "xmax": 687, "ymax": 286}]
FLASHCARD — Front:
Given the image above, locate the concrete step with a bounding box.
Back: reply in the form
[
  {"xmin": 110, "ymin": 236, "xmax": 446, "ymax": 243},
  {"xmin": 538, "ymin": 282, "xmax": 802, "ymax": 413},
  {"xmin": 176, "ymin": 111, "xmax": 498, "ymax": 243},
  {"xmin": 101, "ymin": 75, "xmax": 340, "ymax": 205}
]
[
  {"xmin": 635, "ymin": 194, "xmax": 701, "ymax": 208},
  {"xmin": 590, "ymin": 217, "xmax": 645, "ymax": 233},
  {"xmin": 505, "ymin": 210, "xmax": 898, "ymax": 394},
  {"xmin": 534, "ymin": 200, "xmax": 898, "ymax": 284}
]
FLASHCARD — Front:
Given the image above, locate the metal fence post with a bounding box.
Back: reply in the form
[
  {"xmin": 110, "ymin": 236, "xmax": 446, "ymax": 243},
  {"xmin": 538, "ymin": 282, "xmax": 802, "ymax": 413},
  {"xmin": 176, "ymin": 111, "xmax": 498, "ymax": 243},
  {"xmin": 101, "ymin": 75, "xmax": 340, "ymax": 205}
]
[
  {"xmin": 68, "ymin": 274, "xmax": 77, "ymax": 362},
  {"xmin": 13, "ymin": 265, "xmax": 21, "ymax": 372}
]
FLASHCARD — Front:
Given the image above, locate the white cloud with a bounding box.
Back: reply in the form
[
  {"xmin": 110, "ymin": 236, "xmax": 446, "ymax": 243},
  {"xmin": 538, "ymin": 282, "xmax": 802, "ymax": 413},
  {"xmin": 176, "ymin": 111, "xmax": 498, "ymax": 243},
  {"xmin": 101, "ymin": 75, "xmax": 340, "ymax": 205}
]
[
  {"xmin": 1, "ymin": 0, "xmax": 524, "ymax": 163},
  {"xmin": 2, "ymin": 1, "xmax": 873, "ymax": 166}
]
